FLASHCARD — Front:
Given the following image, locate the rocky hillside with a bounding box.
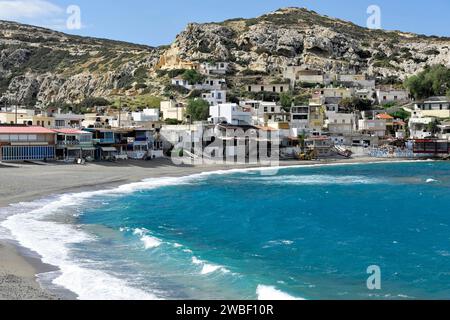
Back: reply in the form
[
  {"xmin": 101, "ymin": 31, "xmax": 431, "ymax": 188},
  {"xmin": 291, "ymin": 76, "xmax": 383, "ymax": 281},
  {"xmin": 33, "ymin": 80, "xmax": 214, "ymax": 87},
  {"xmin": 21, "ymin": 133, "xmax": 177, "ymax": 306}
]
[
  {"xmin": 1, "ymin": 7, "xmax": 450, "ymax": 107},
  {"xmin": 168, "ymin": 7, "xmax": 450, "ymax": 78},
  {"xmin": 0, "ymin": 20, "xmax": 163, "ymax": 107}
]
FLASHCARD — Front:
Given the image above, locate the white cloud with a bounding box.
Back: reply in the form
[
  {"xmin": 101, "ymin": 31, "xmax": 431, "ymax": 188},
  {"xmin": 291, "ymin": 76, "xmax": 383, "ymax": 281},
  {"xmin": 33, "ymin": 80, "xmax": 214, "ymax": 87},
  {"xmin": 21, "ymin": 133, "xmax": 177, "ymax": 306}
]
[{"xmin": 0, "ymin": 0, "xmax": 63, "ymax": 20}]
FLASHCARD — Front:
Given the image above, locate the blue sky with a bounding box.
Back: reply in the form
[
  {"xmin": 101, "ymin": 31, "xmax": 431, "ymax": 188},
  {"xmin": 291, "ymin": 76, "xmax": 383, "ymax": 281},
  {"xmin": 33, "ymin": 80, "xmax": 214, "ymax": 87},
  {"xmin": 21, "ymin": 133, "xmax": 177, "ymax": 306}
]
[{"xmin": 0, "ymin": 0, "xmax": 448, "ymax": 46}]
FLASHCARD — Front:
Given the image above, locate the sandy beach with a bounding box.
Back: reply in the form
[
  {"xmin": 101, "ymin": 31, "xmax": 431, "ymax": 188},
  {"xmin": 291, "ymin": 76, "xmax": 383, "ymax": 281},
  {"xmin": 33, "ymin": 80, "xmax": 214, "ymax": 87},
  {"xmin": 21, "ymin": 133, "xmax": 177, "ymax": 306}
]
[{"xmin": 0, "ymin": 157, "xmax": 417, "ymax": 300}]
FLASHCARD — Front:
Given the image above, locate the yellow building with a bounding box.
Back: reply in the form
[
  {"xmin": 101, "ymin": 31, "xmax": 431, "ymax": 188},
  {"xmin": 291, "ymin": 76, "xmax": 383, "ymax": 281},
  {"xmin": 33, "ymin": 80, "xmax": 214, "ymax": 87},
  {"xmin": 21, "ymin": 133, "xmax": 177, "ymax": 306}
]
[
  {"xmin": 308, "ymin": 102, "xmax": 325, "ymax": 132},
  {"xmin": 0, "ymin": 110, "xmax": 55, "ymax": 128},
  {"xmin": 160, "ymin": 100, "xmax": 186, "ymax": 122},
  {"xmin": 0, "ymin": 109, "xmax": 33, "ymax": 125}
]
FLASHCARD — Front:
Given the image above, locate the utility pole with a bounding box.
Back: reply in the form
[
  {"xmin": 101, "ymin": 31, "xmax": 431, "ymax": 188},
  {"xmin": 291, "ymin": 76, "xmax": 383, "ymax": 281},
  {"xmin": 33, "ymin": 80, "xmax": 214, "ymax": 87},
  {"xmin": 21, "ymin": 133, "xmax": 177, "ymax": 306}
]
[
  {"xmin": 15, "ymin": 100, "xmax": 18, "ymax": 125},
  {"xmin": 118, "ymin": 97, "xmax": 122, "ymax": 128}
]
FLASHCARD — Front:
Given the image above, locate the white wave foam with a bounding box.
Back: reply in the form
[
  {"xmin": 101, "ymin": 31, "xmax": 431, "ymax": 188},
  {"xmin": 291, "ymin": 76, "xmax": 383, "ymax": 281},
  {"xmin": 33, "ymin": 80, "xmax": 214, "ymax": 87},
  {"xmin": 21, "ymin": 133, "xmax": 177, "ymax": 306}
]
[
  {"xmin": 192, "ymin": 257, "xmax": 230, "ymax": 275},
  {"xmin": 256, "ymin": 285, "xmax": 304, "ymax": 300},
  {"xmin": 251, "ymin": 175, "xmax": 379, "ymax": 185},
  {"xmin": 1, "ymin": 197, "xmax": 161, "ymax": 300},
  {"xmin": 132, "ymin": 228, "xmax": 162, "ymax": 249},
  {"xmin": 426, "ymin": 178, "xmax": 438, "ymax": 183},
  {"xmin": 141, "ymin": 235, "xmax": 162, "ymax": 249}
]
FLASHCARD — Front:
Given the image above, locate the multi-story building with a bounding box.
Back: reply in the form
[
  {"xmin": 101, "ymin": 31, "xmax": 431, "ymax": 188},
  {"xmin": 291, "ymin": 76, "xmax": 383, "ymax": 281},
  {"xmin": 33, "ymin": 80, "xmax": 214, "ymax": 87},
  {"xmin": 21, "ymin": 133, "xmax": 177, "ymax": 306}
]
[
  {"xmin": 202, "ymin": 90, "xmax": 227, "ymax": 106},
  {"xmin": 54, "ymin": 129, "xmax": 95, "ymax": 161},
  {"xmin": 358, "ymin": 119, "xmax": 387, "ymax": 137},
  {"xmin": 209, "ymin": 103, "xmax": 252, "ymax": 126},
  {"xmin": 290, "ymin": 105, "xmax": 310, "ymax": 135},
  {"xmin": 160, "ymin": 99, "xmax": 186, "ymax": 122},
  {"xmin": 376, "ymin": 88, "xmax": 410, "ymax": 104},
  {"xmin": 171, "ymin": 77, "xmax": 226, "ymax": 91},
  {"xmin": 199, "ymin": 62, "xmax": 229, "ymax": 75},
  {"xmin": 414, "ymin": 96, "xmax": 450, "ymax": 119},
  {"xmin": 327, "ymin": 113, "xmax": 358, "ymax": 135}
]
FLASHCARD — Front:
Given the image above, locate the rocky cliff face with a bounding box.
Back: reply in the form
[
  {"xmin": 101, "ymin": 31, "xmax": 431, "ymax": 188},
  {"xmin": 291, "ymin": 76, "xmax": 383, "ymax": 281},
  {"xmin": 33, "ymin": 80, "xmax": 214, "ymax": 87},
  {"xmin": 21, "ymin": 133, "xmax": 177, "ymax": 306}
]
[
  {"xmin": 168, "ymin": 7, "xmax": 450, "ymax": 78},
  {"xmin": 1, "ymin": 7, "xmax": 450, "ymax": 107}
]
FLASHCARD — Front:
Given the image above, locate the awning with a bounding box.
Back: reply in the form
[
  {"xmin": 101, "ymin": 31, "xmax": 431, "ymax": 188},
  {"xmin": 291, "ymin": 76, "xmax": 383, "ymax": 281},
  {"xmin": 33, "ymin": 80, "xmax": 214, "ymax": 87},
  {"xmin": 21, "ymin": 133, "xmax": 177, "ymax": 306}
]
[
  {"xmin": 101, "ymin": 147, "xmax": 117, "ymax": 152},
  {"xmin": 67, "ymin": 147, "xmax": 82, "ymax": 151},
  {"xmin": 82, "ymin": 147, "xmax": 96, "ymax": 151}
]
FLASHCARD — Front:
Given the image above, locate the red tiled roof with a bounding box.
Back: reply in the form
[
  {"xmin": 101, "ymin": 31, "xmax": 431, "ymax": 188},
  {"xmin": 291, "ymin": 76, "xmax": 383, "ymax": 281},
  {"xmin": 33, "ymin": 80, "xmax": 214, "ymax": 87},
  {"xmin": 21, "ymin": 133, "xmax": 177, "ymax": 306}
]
[
  {"xmin": 376, "ymin": 113, "xmax": 394, "ymax": 120},
  {"xmin": 0, "ymin": 126, "xmax": 56, "ymax": 134}
]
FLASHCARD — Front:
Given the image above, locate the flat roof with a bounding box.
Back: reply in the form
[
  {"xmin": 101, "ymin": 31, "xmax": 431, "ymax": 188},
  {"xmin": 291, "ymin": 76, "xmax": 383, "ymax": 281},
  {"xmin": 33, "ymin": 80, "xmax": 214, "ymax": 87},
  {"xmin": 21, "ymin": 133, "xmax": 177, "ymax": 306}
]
[
  {"xmin": 53, "ymin": 129, "xmax": 90, "ymax": 135},
  {"xmin": 0, "ymin": 126, "xmax": 55, "ymax": 134}
]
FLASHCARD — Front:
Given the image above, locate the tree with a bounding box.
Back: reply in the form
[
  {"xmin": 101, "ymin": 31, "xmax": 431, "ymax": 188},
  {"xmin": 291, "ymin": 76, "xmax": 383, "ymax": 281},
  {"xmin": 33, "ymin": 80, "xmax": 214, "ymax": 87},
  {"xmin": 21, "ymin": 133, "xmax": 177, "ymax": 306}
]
[
  {"xmin": 405, "ymin": 65, "xmax": 450, "ymax": 100},
  {"xmin": 339, "ymin": 97, "xmax": 373, "ymax": 112},
  {"xmin": 279, "ymin": 92, "xmax": 293, "ymax": 111},
  {"xmin": 427, "ymin": 118, "xmax": 441, "ymax": 136},
  {"xmin": 186, "ymin": 99, "xmax": 210, "ymax": 121},
  {"xmin": 182, "ymin": 69, "xmax": 205, "ymax": 85},
  {"xmin": 389, "ymin": 109, "xmax": 411, "ymax": 121}
]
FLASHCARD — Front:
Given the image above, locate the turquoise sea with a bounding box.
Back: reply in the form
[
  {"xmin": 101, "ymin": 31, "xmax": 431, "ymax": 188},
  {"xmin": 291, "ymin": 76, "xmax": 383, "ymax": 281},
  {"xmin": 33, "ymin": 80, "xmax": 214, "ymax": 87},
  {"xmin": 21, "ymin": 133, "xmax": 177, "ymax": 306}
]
[{"xmin": 2, "ymin": 161, "xmax": 450, "ymax": 300}]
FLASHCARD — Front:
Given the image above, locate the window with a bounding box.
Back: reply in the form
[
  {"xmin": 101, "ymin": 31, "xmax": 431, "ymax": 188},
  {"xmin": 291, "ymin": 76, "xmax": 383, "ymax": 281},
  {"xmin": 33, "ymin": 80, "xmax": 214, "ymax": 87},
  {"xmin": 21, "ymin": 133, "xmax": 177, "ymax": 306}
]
[
  {"xmin": 261, "ymin": 86, "xmax": 264, "ymax": 92},
  {"xmin": 248, "ymin": 86, "xmax": 251, "ymax": 92},
  {"xmin": 271, "ymin": 107, "xmax": 275, "ymax": 112},
  {"xmin": 280, "ymin": 86, "xmax": 284, "ymax": 93},
  {"xmin": 273, "ymin": 87, "xmax": 276, "ymax": 92}
]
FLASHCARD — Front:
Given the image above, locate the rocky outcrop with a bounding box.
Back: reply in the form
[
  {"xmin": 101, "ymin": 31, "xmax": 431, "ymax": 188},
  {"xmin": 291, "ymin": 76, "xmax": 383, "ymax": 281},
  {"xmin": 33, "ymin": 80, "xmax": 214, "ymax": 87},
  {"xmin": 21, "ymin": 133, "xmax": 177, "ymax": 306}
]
[
  {"xmin": 164, "ymin": 7, "xmax": 450, "ymax": 78},
  {"xmin": 0, "ymin": 20, "xmax": 158, "ymax": 106}
]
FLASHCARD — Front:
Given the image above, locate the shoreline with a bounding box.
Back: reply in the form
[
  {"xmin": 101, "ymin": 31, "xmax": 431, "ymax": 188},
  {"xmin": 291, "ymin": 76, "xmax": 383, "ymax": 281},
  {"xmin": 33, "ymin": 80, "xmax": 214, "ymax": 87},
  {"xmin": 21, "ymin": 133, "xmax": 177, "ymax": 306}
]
[{"xmin": 0, "ymin": 157, "xmax": 433, "ymax": 300}]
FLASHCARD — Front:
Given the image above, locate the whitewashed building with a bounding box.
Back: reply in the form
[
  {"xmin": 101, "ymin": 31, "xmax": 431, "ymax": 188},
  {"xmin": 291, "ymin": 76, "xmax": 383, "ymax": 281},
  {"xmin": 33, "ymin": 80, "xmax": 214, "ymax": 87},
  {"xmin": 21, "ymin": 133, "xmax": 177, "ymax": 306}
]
[
  {"xmin": 290, "ymin": 105, "xmax": 310, "ymax": 136},
  {"xmin": 209, "ymin": 103, "xmax": 252, "ymax": 126},
  {"xmin": 131, "ymin": 108, "xmax": 160, "ymax": 122},
  {"xmin": 247, "ymin": 83, "xmax": 289, "ymax": 94},
  {"xmin": 327, "ymin": 113, "xmax": 358, "ymax": 135},
  {"xmin": 376, "ymin": 88, "xmax": 410, "ymax": 104},
  {"xmin": 358, "ymin": 119, "xmax": 387, "ymax": 137},
  {"xmin": 171, "ymin": 77, "xmax": 226, "ymax": 91},
  {"xmin": 199, "ymin": 62, "xmax": 229, "ymax": 75},
  {"xmin": 409, "ymin": 117, "xmax": 434, "ymax": 139},
  {"xmin": 202, "ymin": 90, "xmax": 227, "ymax": 106}
]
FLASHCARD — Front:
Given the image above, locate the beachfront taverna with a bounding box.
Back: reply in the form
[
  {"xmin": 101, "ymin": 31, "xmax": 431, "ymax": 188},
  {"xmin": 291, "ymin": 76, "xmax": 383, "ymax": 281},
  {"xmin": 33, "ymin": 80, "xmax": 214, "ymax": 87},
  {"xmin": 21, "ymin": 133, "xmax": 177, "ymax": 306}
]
[{"xmin": 0, "ymin": 126, "xmax": 56, "ymax": 161}]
